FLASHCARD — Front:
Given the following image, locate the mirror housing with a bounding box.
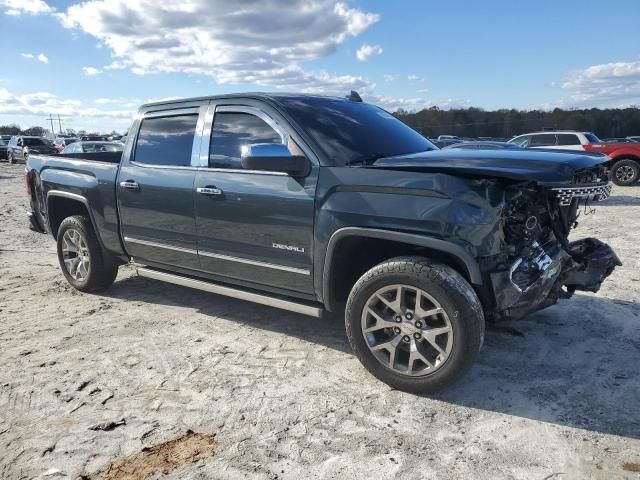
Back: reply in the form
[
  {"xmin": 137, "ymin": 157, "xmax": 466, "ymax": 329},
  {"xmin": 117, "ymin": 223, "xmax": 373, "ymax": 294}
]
[{"xmin": 240, "ymin": 143, "xmax": 309, "ymax": 177}]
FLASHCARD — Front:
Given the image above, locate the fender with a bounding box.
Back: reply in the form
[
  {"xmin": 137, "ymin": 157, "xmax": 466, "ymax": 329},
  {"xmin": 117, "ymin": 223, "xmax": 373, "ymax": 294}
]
[
  {"xmin": 322, "ymin": 227, "xmax": 483, "ymax": 310},
  {"xmin": 46, "ymin": 190, "xmax": 107, "ymax": 252}
]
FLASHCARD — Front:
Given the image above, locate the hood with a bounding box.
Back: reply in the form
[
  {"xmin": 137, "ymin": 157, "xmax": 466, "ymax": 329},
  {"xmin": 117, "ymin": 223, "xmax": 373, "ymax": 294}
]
[{"xmin": 371, "ymin": 149, "xmax": 609, "ymax": 184}]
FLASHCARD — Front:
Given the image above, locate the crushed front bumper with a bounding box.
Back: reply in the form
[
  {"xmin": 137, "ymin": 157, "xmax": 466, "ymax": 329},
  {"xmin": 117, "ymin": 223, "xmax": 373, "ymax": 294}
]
[{"xmin": 490, "ymin": 238, "xmax": 621, "ymax": 319}]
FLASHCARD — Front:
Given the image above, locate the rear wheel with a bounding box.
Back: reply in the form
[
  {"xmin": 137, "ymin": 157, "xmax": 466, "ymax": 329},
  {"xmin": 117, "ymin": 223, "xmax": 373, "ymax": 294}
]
[
  {"xmin": 56, "ymin": 215, "xmax": 118, "ymax": 292},
  {"xmin": 611, "ymin": 159, "xmax": 640, "ymax": 186},
  {"xmin": 345, "ymin": 257, "xmax": 485, "ymax": 394}
]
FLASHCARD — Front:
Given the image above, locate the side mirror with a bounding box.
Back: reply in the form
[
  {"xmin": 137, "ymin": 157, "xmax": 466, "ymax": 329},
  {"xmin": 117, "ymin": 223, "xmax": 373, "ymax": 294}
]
[{"xmin": 241, "ymin": 143, "xmax": 309, "ymax": 177}]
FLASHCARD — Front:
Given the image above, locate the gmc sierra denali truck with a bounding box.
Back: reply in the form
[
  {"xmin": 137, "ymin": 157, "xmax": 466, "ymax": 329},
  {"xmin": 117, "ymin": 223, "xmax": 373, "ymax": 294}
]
[{"xmin": 25, "ymin": 93, "xmax": 621, "ymax": 393}]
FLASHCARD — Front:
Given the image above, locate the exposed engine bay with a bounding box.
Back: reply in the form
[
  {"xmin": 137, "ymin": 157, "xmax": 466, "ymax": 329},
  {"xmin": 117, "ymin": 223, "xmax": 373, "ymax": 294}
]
[{"xmin": 487, "ymin": 166, "xmax": 620, "ymax": 320}]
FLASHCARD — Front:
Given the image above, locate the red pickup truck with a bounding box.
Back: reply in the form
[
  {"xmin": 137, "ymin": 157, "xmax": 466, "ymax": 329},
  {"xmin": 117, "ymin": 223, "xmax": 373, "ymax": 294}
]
[{"xmin": 509, "ymin": 131, "xmax": 640, "ymax": 186}]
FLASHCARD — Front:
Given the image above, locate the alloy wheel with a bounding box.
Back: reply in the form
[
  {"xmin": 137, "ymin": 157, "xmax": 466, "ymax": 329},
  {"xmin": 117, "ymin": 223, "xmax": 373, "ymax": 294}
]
[
  {"xmin": 616, "ymin": 165, "xmax": 636, "ymax": 183},
  {"xmin": 61, "ymin": 228, "xmax": 91, "ymax": 281},
  {"xmin": 361, "ymin": 284, "xmax": 454, "ymax": 376}
]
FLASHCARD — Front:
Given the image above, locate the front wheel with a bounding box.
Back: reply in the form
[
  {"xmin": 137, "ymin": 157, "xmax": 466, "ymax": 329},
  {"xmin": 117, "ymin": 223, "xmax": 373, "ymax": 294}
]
[
  {"xmin": 345, "ymin": 257, "xmax": 485, "ymax": 394},
  {"xmin": 611, "ymin": 159, "xmax": 640, "ymax": 186},
  {"xmin": 56, "ymin": 215, "xmax": 118, "ymax": 292}
]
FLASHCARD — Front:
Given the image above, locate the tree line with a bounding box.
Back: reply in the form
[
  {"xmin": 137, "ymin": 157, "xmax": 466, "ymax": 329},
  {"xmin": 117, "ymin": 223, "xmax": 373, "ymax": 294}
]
[
  {"xmin": 0, "ymin": 124, "xmax": 121, "ymax": 137},
  {"xmin": 394, "ymin": 107, "xmax": 640, "ymax": 139},
  {"xmin": 2, "ymin": 106, "xmax": 640, "ymax": 139}
]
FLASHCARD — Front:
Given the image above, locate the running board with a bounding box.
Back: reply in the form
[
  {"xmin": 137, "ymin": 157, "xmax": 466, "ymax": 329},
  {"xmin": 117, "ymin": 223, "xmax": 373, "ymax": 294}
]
[{"xmin": 136, "ymin": 267, "xmax": 323, "ymax": 318}]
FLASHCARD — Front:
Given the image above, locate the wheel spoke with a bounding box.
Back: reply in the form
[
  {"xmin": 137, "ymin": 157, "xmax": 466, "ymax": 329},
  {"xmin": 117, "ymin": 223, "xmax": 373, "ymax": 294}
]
[
  {"xmin": 363, "ymin": 308, "xmax": 398, "ymax": 333},
  {"xmin": 407, "ymin": 339, "xmax": 433, "ymax": 373}
]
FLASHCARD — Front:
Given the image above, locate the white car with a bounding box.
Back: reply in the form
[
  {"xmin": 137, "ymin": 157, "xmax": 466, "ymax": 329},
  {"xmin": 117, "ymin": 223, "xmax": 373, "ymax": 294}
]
[{"xmin": 508, "ymin": 131, "xmax": 601, "ymax": 151}]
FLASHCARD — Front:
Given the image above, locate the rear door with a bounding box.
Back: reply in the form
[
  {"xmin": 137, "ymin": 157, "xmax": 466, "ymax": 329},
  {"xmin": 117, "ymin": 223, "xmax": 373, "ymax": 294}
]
[
  {"xmin": 529, "ymin": 133, "xmax": 558, "ymax": 148},
  {"xmin": 193, "ymin": 100, "xmax": 318, "ymax": 294},
  {"xmin": 117, "ymin": 104, "xmax": 207, "ymax": 270}
]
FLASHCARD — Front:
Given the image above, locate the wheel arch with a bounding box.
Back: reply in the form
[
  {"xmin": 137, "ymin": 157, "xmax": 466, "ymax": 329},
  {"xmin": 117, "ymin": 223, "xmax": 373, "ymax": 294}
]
[
  {"xmin": 321, "ymin": 227, "xmax": 483, "ymax": 312},
  {"xmin": 46, "ymin": 191, "xmax": 106, "ymax": 252}
]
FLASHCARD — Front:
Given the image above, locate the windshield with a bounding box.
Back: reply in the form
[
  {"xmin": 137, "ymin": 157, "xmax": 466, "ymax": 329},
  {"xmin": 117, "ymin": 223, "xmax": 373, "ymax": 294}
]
[
  {"xmin": 584, "ymin": 133, "xmax": 601, "ymax": 144},
  {"xmin": 24, "ymin": 138, "xmax": 52, "ymax": 147},
  {"xmin": 280, "ymin": 97, "xmax": 436, "ymax": 165}
]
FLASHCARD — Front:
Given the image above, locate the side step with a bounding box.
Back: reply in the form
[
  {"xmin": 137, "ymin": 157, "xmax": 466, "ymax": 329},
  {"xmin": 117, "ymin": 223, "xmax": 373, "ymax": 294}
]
[{"xmin": 136, "ymin": 267, "xmax": 323, "ymax": 318}]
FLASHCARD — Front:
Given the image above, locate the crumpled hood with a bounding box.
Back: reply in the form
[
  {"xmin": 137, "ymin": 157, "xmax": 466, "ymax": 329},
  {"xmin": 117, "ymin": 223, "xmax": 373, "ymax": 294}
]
[{"xmin": 372, "ymin": 149, "xmax": 609, "ymax": 184}]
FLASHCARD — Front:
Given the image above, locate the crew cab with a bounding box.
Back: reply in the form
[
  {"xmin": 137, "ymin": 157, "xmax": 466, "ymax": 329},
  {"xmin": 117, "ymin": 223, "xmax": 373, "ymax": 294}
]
[
  {"xmin": 25, "ymin": 93, "xmax": 620, "ymax": 393},
  {"xmin": 509, "ymin": 131, "xmax": 640, "ymax": 186}
]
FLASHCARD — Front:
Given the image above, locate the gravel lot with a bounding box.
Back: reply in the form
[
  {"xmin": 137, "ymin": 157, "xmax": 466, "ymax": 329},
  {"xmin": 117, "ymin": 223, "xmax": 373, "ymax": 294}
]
[{"xmin": 1, "ymin": 162, "xmax": 639, "ymax": 479}]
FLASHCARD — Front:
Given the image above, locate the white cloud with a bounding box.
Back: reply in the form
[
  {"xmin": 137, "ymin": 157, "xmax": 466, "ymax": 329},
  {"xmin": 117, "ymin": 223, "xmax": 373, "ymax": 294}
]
[
  {"xmin": 557, "ymin": 61, "xmax": 640, "ymax": 108},
  {"xmin": 407, "ymin": 75, "xmax": 425, "ymax": 82},
  {"xmin": 58, "ymin": 0, "xmax": 380, "ymax": 94},
  {"xmin": 1, "ymin": 0, "xmax": 52, "ymax": 15},
  {"xmin": 21, "ymin": 52, "xmax": 49, "ymax": 63},
  {"xmin": 0, "ymin": 87, "xmax": 135, "ymax": 130},
  {"xmin": 82, "ymin": 66, "xmax": 102, "ymax": 76},
  {"xmin": 356, "ymin": 44, "xmax": 382, "ymax": 61},
  {"xmin": 383, "ymin": 74, "xmax": 398, "ymax": 82}
]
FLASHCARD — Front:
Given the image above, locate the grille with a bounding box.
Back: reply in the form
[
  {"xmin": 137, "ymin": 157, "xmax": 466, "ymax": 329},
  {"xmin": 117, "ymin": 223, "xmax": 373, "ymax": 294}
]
[{"xmin": 551, "ymin": 183, "xmax": 612, "ymax": 206}]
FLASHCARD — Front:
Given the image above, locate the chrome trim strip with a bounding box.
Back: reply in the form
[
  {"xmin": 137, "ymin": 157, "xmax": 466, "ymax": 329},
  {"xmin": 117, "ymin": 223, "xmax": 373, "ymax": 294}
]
[
  {"xmin": 46, "ymin": 190, "xmax": 88, "ymax": 204},
  {"xmin": 143, "ymin": 107, "xmax": 199, "ymax": 119},
  {"xmin": 129, "ymin": 161, "xmax": 200, "ymax": 171},
  {"xmin": 124, "ymin": 236, "xmax": 198, "ymax": 255},
  {"xmin": 198, "ymin": 103, "xmax": 215, "ymax": 167},
  {"xmin": 196, "ymin": 167, "xmax": 288, "ymax": 176},
  {"xmin": 125, "ymin": 236, "xmax": 310, "ymax": 275},
  {"xmin": 136, "ymin": 267, "xmax": 322, "ymax": 317},
  {"xmin": 199, "ymin": 249, "xmax": 310, "ymax": 275},
  {"xmin": 191, "ymin": 104, "xmax": 209, "ymax": 167}
]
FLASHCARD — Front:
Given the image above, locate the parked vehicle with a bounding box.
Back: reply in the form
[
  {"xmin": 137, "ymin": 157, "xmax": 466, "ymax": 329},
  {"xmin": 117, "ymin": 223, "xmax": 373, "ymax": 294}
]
[
  {"xmin": 7, "ymin": 135, "xmax": 57, "ymax": 164},
  {"xmin": 432, "ymin": 138, "xmax": 464, "ymax": 148},
  {"xmin": 444, "ymin": 141, "xmax": 520, "ymax": 150},
  {"xmin": 54, "ymin": 137, "xmax": 78, "ymax": 153},
  {"xmin": 62, "ymin": 141, "xmax": 124, "ymax": 154},
  {"xmin": 80, "ymin": 135, "xmax": 109, "ymax": 142},
  {"xmin": 0, "ymin": 135, "xmax": 11, "ymax": 159},
  {"xmin": 25, "ymin": 93, "xmax": 620, "ymax": 393},
  {"xmin": 509, "ymin": 131, "xmax": 640, "ymax": 185},
  {"xmin": 602, "ymin": 138, "xmax": 638, "ymax": 143},
  {"xmin": 626, "ymin": 136, "xmax": 640, "ymax": 142}
]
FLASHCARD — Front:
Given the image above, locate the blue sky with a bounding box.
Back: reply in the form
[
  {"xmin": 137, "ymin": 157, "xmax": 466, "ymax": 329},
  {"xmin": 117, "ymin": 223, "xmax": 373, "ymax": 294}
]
[{"xmin": 1, "ymin": 0, "xmax": 639, "ymax": 132}]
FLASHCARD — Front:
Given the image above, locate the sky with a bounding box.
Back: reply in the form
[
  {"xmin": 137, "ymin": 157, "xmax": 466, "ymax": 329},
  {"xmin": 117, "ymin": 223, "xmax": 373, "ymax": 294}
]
[{"xmin": 0, "ymin": 0, "xmax": 639, "ymax": 133}]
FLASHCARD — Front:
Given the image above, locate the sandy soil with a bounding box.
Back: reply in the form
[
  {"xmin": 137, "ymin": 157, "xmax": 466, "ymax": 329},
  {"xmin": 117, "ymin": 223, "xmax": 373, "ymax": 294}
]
[{"xmin": 0, "ymin": 162, "xmax": 639, "ymax": 479}]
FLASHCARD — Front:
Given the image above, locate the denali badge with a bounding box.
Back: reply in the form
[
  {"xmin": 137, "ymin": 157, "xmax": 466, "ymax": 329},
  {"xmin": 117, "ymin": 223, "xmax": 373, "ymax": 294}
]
[{"xmin": 272, "ymin": 243, "xmax": 305, "ymax": 253}]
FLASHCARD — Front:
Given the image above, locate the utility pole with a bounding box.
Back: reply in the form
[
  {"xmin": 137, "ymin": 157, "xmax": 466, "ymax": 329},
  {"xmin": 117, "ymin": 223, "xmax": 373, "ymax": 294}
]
[
  {"xmin": 48, "ymin": 114, "xmax": 55, "ymax": 136},
  {"xmin": 57, "ymin": 114, "xmax": 63, "ymax": 135}
]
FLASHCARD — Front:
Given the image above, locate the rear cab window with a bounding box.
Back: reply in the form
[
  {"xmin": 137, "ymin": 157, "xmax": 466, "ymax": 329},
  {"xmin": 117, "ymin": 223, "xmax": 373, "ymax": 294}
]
[{"xmin": 134, "ymin": 114, "xmax": 199, "ymax": 166}]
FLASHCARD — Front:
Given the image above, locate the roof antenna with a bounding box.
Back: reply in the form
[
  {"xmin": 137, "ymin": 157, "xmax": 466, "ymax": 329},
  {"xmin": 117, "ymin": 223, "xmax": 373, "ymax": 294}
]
[{"xmin": 346, "ymin": 90, "xmax": 362, "ymax": 102}]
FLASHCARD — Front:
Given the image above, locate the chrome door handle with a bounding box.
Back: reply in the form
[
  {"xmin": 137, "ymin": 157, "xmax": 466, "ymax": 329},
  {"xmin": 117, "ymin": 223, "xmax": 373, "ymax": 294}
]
[
  {"xmin": 197, "ymin": 186, "xmax": 223, "ymax": 196},
  {"xmin": 119, "ymin": 180, "xmax": 139, "ymax": 190}
]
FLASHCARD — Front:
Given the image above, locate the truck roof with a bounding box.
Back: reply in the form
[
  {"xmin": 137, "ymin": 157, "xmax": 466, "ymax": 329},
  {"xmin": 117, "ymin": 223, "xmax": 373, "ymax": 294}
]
[{"xmin": 140, "ymin": 92, "xmax": 357, "ymax": 110}]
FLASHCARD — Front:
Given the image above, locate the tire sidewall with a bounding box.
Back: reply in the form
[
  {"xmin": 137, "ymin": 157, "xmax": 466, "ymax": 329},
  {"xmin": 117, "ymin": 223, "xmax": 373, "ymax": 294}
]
[
  {"xmin": 611, "ymin": 160, "xmax": 640, "ymax": 186},
  {"xmin": 346, "ymin": 260, "xmax": 483, "ymax": 393}
]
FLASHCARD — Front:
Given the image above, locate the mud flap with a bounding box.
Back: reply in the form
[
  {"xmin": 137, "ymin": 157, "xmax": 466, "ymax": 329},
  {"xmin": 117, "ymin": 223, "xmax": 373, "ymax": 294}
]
[{"xmin": 562, "ymin": 238, "xmax": 621, "ymax": 293}]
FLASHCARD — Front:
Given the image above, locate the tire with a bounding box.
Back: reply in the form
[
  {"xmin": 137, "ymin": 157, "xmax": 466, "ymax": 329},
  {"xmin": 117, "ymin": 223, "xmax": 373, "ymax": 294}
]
[
  {"xmin": 345, "ymin": 256, "xmax": 485, "ymax": 394},
  {"xmin": 610, "ymin": 159, "xmax": 640, "ymax": 186},
  {"xmin": 7, "ymin": 152, "xmax": 14, "ymax": 164},
  {"xmin": 56, "ymin": 215, "xmax": 119, "ymax": 292}
]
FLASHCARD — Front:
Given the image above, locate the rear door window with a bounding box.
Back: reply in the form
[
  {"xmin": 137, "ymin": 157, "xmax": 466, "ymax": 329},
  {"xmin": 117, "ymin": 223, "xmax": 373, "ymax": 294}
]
[
  {"xmin": 557, "ymin": 134, "xmax": 581, "ymax": 146},
  {"xmin": 530, "ymin": 134, "xmax": 557, "ymax": 147},
  {"xmin": 134, "ymin": 114, "xmax": 198, "ymax": 166}
]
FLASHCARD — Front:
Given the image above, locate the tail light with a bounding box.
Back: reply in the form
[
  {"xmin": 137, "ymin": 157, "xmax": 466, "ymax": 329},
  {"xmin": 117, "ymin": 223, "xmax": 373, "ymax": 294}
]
[{"xmin": 24, "ymin": 167, "xmax": 31, "ymax": 195}]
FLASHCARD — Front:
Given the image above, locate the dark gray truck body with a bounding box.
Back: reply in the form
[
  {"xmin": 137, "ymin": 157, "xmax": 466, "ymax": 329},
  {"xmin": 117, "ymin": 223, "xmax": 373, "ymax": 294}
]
[{"xmin": 26, "ymin": 93, "xmax": 620, "ymax": 321}]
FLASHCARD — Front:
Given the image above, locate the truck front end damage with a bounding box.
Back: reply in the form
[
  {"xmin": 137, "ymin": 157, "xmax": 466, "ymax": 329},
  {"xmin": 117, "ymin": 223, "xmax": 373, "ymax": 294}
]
[{"xmin": 487, "ymin": 168, "xmax": 620, "ymax": 320}]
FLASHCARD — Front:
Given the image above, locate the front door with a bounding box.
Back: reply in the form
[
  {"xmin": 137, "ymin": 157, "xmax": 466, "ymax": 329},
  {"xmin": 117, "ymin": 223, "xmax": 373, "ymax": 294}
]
[
  {"xmin": 194, "ymin": 103, "xmax": 317, "ymax": 294},
  {"xmin": 117, "ymin": 108, "xmax": 202, "ymax": 270}
]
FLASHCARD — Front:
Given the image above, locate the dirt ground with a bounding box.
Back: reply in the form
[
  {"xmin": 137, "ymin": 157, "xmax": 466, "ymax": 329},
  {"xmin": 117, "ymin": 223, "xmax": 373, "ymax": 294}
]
[{"xmin": 0, "ymin": 161, "xmax": 639, "ymax": 479}]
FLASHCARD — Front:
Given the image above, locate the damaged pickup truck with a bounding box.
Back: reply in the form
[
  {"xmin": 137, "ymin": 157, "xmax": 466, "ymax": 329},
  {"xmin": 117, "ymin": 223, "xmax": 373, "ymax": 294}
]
[{"xmin": 25, "ymin": 93, "xmax": 620, "ymax": 393}]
